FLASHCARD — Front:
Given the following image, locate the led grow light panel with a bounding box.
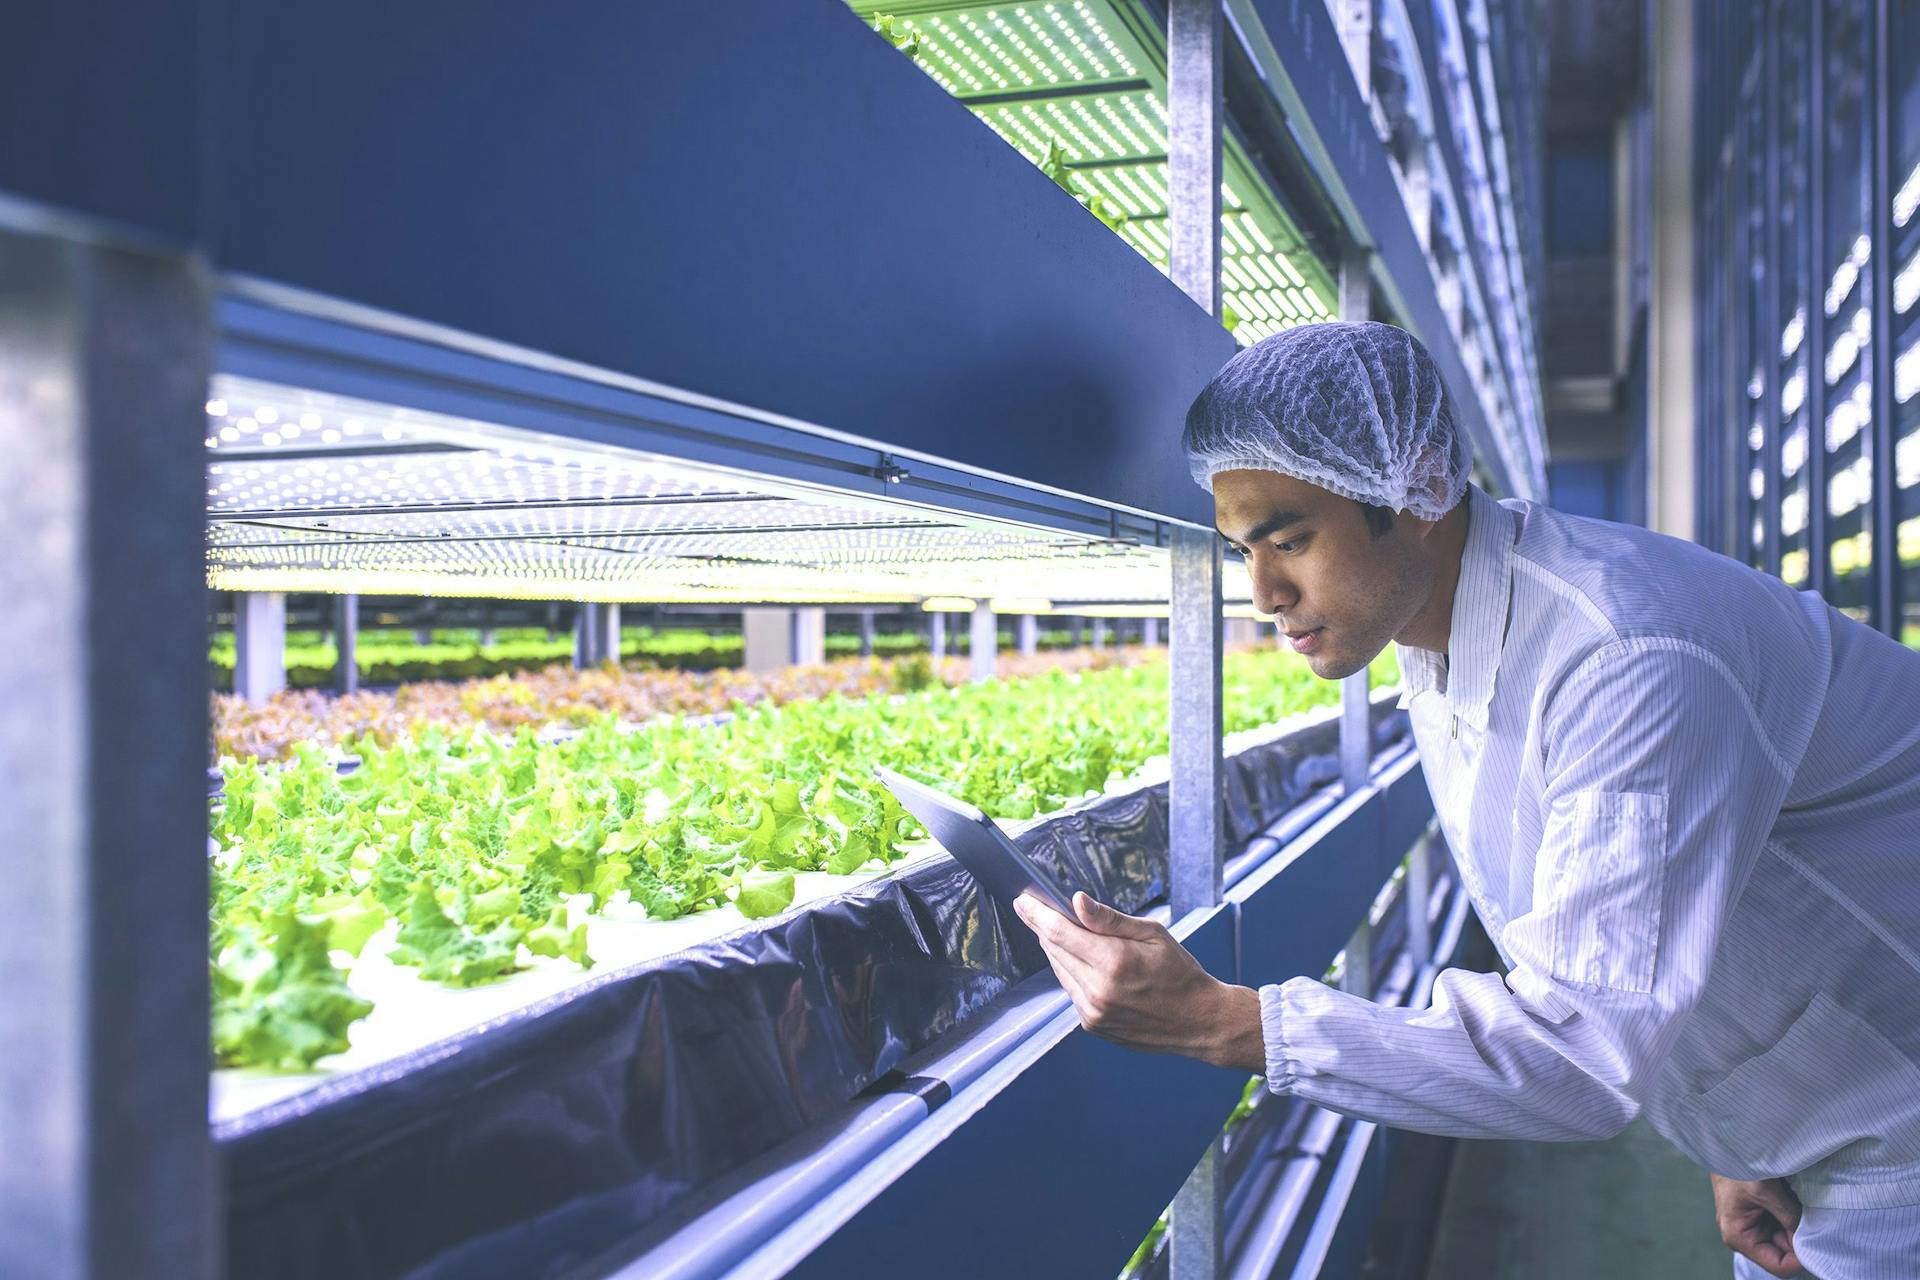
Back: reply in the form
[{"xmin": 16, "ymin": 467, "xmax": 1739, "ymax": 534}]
[
  {"xmin": 203, "ymin": 376, "xmax": 1255, "ymax": 606},
  {"xmin": 849, "ymin": 0, "xmax": 1336, "ymax": 343}
]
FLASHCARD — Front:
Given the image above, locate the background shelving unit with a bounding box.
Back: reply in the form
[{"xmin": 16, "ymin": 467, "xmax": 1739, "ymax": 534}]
[{"xmin": 1692, "ymin": 0, "xmax": 1920, "ymax": 646}]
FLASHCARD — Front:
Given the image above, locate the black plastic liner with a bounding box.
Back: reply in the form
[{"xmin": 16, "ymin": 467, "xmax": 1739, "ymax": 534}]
[{"xmin": 219, "ymin": 708, "xmax": 1409, "ymax": 1280}]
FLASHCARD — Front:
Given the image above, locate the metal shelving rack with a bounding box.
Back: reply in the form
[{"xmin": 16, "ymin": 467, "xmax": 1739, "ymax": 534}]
[
  {"xmin": 1693, "ymin": 0, "xmax": 1920, "ymax": 647},
  {"xmin": 0, "ymin": 1, "xmax": 1540, "ymax": 1276}
]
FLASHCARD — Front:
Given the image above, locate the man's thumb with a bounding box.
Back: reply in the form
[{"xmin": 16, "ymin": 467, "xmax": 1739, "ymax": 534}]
[{"xmin": 1073, "ymin": 892, "xmax": 1156, "ymax": 939}]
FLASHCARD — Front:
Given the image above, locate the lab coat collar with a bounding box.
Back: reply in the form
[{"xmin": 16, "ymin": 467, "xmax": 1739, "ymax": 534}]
[{"xmin": 1441, "ymin": 485, "xmax": 1515, "ymax": 730}]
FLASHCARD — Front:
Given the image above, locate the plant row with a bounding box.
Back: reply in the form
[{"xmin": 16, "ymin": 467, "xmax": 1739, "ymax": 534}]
[{"xmin": 209, "ymin": 647, "xmax": 1394, "ymax": 1071}]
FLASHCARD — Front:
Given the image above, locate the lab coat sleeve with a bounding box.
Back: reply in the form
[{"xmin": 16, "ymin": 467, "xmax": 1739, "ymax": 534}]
[{"xmin": 1260, "ymin": 639, "xmax": 1794, "ymax": 1141}]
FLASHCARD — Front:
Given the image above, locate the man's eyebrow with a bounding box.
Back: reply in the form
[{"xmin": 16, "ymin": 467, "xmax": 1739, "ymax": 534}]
[{"xmin": 1216, "ymin": 510, "xmax": 1309, "ymax": 544}]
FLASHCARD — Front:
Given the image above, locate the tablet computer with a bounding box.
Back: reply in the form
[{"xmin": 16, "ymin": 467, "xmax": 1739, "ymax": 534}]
[{"xmin": 872, "ymin": 766, "xmax": 1081, "ymax": 915}]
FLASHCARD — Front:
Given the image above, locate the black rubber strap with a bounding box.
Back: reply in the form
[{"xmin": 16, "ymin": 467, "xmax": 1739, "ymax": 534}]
[{"xmin": 859, "ymin": 1070, "xmax": 952, "ymax": 1113}]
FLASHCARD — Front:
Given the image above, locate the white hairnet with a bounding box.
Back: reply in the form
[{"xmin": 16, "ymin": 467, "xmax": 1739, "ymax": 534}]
[{"xmin": 1182, "ymin": 321, "xmax": 1472, "ymax": 520}]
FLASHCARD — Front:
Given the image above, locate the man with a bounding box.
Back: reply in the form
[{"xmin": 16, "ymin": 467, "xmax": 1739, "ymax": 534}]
[{"xmin": 1013, "ymin": 322, "xmax": 1920, "ymax": 1278}]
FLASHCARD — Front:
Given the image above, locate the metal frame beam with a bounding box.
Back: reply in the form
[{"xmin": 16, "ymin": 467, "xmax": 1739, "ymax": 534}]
[
  {"xmin": 0, "ymin": 224, "xmax": 215, "ymax": 1279},
  {"xmin": 1868, "ymin": 0, "xmax": 1898, "ymax": 636}
]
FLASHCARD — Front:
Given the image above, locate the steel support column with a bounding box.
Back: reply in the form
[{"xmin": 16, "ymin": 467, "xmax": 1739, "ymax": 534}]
[
  {"xmin": 1017, "ymin": 613, "xmax": 1038, "ymax": 656},
  {"xmin": 1869, "ymin": 0, "xmax": 1898, "ymax": 635},
  {"xmin": 1169, "ymin": 522, "xmax": 1225, "ymax": 1280},
  {"xmin": 1338, "ymin": 244, "xmax": 1376, "ymax": 999},
  {"xmin": 1168, "ymin": 1, "xmax": 1227, "ymax": 1270},
  {"xmin": 334, "ymin": 592, "xmax": 359, "ymax": 695},
  {"xmin": 573, "ymin": 601, "xmax": 619, "ymax": 668},
  {"xmin": 0, "ymin": 224, "xmax": 215, "ymax": 1279}
]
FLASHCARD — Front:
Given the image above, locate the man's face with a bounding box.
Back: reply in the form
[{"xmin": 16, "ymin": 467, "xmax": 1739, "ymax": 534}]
[{"xmin": 1212, "ymin": 469, "xmax": 1437, "ymax": 679}]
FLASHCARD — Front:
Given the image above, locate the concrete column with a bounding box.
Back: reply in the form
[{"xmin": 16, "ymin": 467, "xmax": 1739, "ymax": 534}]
[
  {"xmin": 858, "ymin": 609, "xmax": 876, "ymax": 658},
  {"xmin": 0, "ymin": 223, "xmax": 215, "ymax": 1278},
  {"xmin": 334, "ymin": 593, "xmax": 359, "ymax": 694},
  {"xmin": 969, "ymin": 604, "xmax": 998, "ymax": 682},
  {"xmin": 1223, "ymin": 617, "xmax": 1261, "ymax": 648},
  {"xmin": 792, "ymin": 607, "xmax": 826, "ymax": 666},
  {"xmin": 928, "ymin": 611, "xmax": 947, "ymax": 663},
  {"xmin": 742, "ymin": 607, "xmax": 798, "ymax": 674},
  {"xmin": 1017, "ymin": 614, "xmax": 1039, "ymax": 656},
  {"xmin": 1069, "ymin": 617, "xmax": 1083, "ymax": 648},
  {"xmin": 235, "ymin": 591, "xmax": 288, "ymax": 703},
  {"xmin": 1091, "ymin": 618, "xmax": 1108, "ymax": 650},
  {"xmin": 1143, "ymin": 616, "xmax": 1160, "ymax": 648}
]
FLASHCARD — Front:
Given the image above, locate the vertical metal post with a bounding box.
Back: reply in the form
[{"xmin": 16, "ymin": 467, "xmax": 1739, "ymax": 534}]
[
  {"xmin": 1168, "ymin": 0, "xmax": 1223, "ymax": 319},
  {"xmin": 1406, "ymin": 824, "xmax": 1436, "ymax": 966},
  {"xmin": 1806, "ymin": 0, "xmax": 1829, "ymax": 598},
  {"xmin": 969, "ymin": 604, "xmax": 997, "ymax": 682},
  {"xmin": 0, "ymin": 226, "xmax": 215, "ymax": 1279},
  {"xmin": 1169, "ymin": 4, "xmax": 1227, "ymax": 1273},
  {"xmin": 234, "ymin": 591, "xmax": 287, "ymax": 703},
  {"xmin": 1868, "ymin": 0, "xmax": 1897, "ymax": 636},
  {"xmin": 1338, "ymin": 244, "xmax": 1376, "ymax": 997},
  {"xmin": 1760, "ymin": 0, "xmax": 1783, "ymax": 578},
  {"xmin": 1017, "ymin": 613, "xmax": 1038, "ymax": 656},
  {"xmin": 791, "ymin": 607, "xmax": 825, "ymax": 666},
  {"xmin": 1168, "ymin": 527, "xmax": 1224, "ymax": 1280},
  {"xmin": 335, "ymin": 592, "xmax": 359, "ymax": 694},
  {"xmin": 928, "ymin": 611, "xmax": 947, "ymax": 663},
  {"xmin": 573, "ymin": 601, "xmax": 619, "ymax": 667},
  {"xmin": 859, "ymin": 608, "xmax": 876, "ymax": 658}
]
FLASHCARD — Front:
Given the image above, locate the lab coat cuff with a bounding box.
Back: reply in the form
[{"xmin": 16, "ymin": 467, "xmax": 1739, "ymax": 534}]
[{"xmin": 1259, "ymin": 981, "xmax": 1299, "ymax": 1094}]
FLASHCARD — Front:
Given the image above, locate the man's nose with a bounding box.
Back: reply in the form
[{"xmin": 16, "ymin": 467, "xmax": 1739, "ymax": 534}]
[{"xmin": 1251, "ymin": 564, "xmax": 1298, "ymax": 619}]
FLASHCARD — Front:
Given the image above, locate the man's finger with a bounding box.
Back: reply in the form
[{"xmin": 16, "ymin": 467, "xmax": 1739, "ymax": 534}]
[
  {"xmin": 1072, "ymin": 891, "xmax": 1163, "ymax": 942},
  {"xmin": 1754, "ymin": 1182, "xmax": 1803, "ymax": 1234},
  {"xmin": 1016, "ymin": 894, "xmax": 1115, "ymax": 967}
]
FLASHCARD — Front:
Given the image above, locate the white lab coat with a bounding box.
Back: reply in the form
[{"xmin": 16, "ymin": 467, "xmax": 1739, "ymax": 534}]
[{"xmin": 1260, "ymin": 486, "xmax": 1920, "ymax": 1273}]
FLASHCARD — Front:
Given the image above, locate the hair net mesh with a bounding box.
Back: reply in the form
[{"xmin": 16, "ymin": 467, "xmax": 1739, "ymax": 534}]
[{"xmin": 1182, "ymin": 321, "xmax": 1472, "ymax": 520}]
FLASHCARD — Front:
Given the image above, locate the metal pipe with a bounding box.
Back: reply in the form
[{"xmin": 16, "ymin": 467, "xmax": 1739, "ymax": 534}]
[{"xmin": 335, "ymin": 592, "xmax": 359, "ymax": 694}]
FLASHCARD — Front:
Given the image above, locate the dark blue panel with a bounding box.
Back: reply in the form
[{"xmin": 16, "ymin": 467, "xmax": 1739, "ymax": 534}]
[
  {"xmin": 0, "ymin": 0, "xmax": 201, "ymax": 242},
  {"xmin": 1548, "ymin": 460, "xmax": 1626, "ymax": 522},
  {"xmin": 784, "ymin": 910, "xmax": 1244, "ymax": 1280},
  {"xmin": 1233, "ymin": 794, "xmax": 1385, "ymax": 986},
  {"xmin": 1548, "ymin": 146, "xmax": 1614, "ymax": 256},
  {"xmin": 215, "ymin": 0, "xmax": 1233, "ymax": 526},
  {"xmin": 1376, "ymin": 757, "xmax": 1433, "ymax": 867}
]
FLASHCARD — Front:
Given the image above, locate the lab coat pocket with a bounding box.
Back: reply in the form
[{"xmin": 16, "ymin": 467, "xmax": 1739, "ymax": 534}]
[{"xmin": 1534, "ymin": 790, "xmax": 1667, "ymax": 994}]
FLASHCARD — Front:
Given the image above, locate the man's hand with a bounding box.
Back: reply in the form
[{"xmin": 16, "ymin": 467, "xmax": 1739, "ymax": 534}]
[
  {"xmin": 1011, "ymin": 891, "xmax": 1265, "ymax": 1073},
  {"xmin": 1711, "ymin": 1173, "xmax": 1803, "ymax": 1277}
]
